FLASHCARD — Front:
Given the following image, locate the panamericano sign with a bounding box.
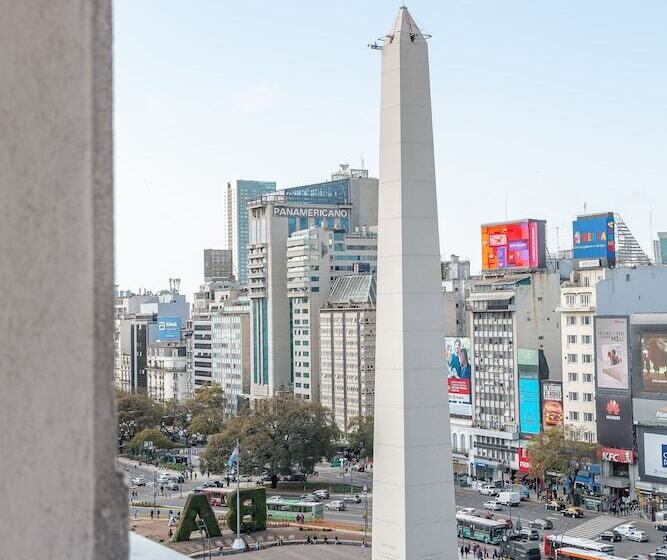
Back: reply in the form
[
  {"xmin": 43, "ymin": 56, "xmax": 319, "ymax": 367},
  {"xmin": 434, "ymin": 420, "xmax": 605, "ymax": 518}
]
[{"xmin": 272, "ymin": 206, "xmax": 349, "ymax": 219}]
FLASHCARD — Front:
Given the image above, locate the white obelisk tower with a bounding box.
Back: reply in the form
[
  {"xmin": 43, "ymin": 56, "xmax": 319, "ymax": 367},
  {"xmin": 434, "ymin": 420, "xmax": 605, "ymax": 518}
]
[{"xmin": 372, "ymin": 8, "xmax": 457, "ymax": 560}]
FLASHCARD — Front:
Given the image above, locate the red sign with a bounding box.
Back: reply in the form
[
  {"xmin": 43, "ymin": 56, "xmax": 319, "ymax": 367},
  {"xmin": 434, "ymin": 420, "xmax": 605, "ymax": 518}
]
[
  {"xmin": 597, "ymin": 447, "xmax": 634, "ymax": 464},
  {"xmin": 518, "ymin": 448, "xmax": 531, "ymax": 473}
]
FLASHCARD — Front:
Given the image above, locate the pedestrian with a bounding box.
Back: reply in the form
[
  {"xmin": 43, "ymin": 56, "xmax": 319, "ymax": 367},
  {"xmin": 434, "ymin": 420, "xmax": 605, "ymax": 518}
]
[
  {"xmin": 324, "ymin": 537, "xmax": 328, "ymax": 544},
  {"xmin": 168, "ymin": 528, "xmax": 173, "ymax": 539},
  {"xmin": 156, "ymin": 509, "xmax": 160, "ymax": 519},
  {"xmin": 334, "ymin": 536, "xmax": 339, "ymax": 545},
  {"xmin": 150, "ymin": 509, "xmax": 154, "ymax": 519},
  {"xmin": 461, "ymin": 545, "xmax": 465, "ymax": 558},
  {"xmin": 134, "ymin": 508, "xmax": 139, "ymax": 519},
  {"xmin": 255, "ymin": 541, "xmax": 260, "ymax": 550}
]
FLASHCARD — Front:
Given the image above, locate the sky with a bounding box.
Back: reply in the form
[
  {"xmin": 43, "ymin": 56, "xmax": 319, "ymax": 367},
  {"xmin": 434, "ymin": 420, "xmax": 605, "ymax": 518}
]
[{"xmin": 114, "ymin": 1, "xmax": 667, "ymax": 298}]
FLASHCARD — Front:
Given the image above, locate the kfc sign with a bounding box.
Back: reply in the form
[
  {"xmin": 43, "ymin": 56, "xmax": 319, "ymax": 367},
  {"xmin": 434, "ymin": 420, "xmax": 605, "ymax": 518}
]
[
  {"xmin": 598, "ymin": 446, "xmax": 634, "ymax": 464},
  {"xmin": 518, "ymin": 448, "xmax": 531, "ymax": 473}
]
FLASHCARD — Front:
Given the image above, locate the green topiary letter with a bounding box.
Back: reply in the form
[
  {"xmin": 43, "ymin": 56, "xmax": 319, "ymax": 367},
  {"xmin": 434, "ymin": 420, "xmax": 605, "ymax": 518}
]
[
  {"xmin": 226, "ymin": 487, "xmax": 267, "ymax": 533},
  {"xmin": 173, "ymin": 492, "xmax": 222, "ymax": 542}
]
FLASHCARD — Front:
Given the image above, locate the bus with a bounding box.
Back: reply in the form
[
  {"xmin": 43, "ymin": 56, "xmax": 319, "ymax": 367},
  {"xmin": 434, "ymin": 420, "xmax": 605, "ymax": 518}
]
[
  {"xmin": 201, "ymin": 488, "xmax": 228, "ymax": 507},
  {"xmin": 456, "ymin": 512, "xmax": 507, "ymax": 545},
  {"xmin": 266, "ymin": 498, "xmax": 325, "ymax": 522},
  {"xmin": 555, "ymin": 547, "xmax": 626, "ymax": 560},
  {"xmin": 544, "ymin": 535, "xmax": 615, "ymax": 557}
]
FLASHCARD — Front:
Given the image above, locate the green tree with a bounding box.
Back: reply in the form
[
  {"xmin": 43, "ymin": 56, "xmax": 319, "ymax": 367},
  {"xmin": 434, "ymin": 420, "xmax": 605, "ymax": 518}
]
[
  {"xmin": 201, "ymin": 396, "xmax": 339, "ymax": 487},
  {"xmin": 117, "ymin": 390, "xmax": 164, "ymax": 446},
  {"xmin": 127, "ymin": 428, "xmax": 176, "ymax": 453},
  {"xmin": 527, "ymin": 427, "xmax": 598, "ymax": 504},
  {"xmin": 347, "ymin": 416, "xmax": 374, "ymax": 458},
  {"xmin": 162, "ymin": 399, "xmax": 191, "ymax": 442},
  {"xmin": 188, "ymin": 384, "xmax": 227, "ymax": 436}
]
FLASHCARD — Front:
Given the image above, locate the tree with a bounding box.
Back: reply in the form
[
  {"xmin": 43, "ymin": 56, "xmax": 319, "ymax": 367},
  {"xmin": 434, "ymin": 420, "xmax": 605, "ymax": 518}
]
[
  {"xmin": 527, "ymin": 427, "xmax": 598, "ymax": 504},
  {"xmin": 116, "ymin": 390, "xmax": 164, "ymax": 447},
  {"xmin": 201, "ymin": 396, "xmax": 340, "ymax": 488},
  {"xmin": 162, "ymin": 399, "xmax": 191, "ymax": 442},
  {"xmin": 127, "ymin": 428, "xmax": 176, "ymax": 453},
  {"xmin": 188, "ymin": 384, "xmax": 227, "ymax": 436},
  {"xmin": 347, "ymin": 416, "xmax": 374, "ymax": 458}
]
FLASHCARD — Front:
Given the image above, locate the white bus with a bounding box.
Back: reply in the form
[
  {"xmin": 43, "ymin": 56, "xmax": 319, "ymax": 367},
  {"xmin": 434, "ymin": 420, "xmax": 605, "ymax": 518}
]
[
  {"xmin": 555, "ymin": 547, "xmax": 626, "ymax": 560},
  {"xmin": 456, "ymin": 512, "xmax": 507, "ymax": 545},
  {"xmin": 544, "ymin": 535, "xmax": 614, "ymax": 557}
]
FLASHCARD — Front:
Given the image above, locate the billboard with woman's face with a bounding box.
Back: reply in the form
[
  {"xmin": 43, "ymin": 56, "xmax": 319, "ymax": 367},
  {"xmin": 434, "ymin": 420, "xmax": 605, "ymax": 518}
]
[{"xmin": 445, "ymin": 337, "xmax": 472, "ymax": 417}]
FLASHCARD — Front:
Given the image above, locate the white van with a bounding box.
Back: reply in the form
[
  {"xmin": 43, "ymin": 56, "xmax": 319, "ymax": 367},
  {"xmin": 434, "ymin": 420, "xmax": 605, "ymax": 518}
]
[
  {"xmin": 496, "ymin": 491, "xmax": 520, "ymax": 506},
  {"xmin": 479, "ymin": 483, "xmax": 498, "ymax": 496}
]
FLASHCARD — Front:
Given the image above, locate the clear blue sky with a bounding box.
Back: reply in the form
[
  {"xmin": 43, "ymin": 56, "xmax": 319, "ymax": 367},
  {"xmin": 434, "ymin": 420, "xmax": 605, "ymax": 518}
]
[{"xmin": 114, "ymin": 1, "xmax": 667, "ymax": 298}]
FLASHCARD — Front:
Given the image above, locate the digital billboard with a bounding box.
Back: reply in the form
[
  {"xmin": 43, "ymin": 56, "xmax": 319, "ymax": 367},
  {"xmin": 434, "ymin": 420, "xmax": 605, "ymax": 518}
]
[
  {"xmin": 638, "ymin": 427, "xmax": 667, "ymax": 483},
  {"xmin": 518, "ymin": 448, "xmax": 531, "ymax": 473},
  {"xmin": 481, "ymin": 220, "xmax": 546, "ymax": 271},
  {"xmin": 595, "ymin": 393, "xmax": 634, "ymax": 449},
  {"xmin": 156, "ymin": 315, "xmax": 181, "ymax": 341},
  {"xmin": 572, "ymin": 212, "xmax": 616, "ymax": 266},
  {"xmin": 519, "ymin": 378, "xmax": 541, "ymax": 435},
  {"xmin": 595, "ymin": 317, "xmax": 629, "ymax": 391},
  {"xmin": 446, "ymin": 337, "xmax": 472, "ymax": 417},
  {"xmin": 541, "ymin": 381, "xmax": 564, "ymax": 429},
  {"xmin": 641, "ymin": 332, "xmax": 667, "ymax": 393}
]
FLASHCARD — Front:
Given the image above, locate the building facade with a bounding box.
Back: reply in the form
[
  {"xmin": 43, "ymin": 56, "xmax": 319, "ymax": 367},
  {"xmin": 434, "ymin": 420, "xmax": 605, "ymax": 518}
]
[
  {"xmin": 442, "ymin": 254, "xmax": 471, "ymax": 337},
  {"xmin": 654, "ymin": 232, "xmax": 667, "ymax": 265},
  {"xmin": 223, "ymin": 179, "xmax": 276, "ymax": 284},
  {"xmin": 146, "ymin": 341, "xmax": 189, "ymax": 403},
  {"xmin": 204, "ymin": 248, "xmax": 233, "ymax": 282}
]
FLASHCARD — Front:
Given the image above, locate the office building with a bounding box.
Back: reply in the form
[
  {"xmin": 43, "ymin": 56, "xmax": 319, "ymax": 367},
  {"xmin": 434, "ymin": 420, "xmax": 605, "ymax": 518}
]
[
  {"xmin": 654, "ymin": 232, "xmax": 667, "ymax": 265},
  {"xmin": 224, "ymin": 179, "xmax": 276, "ymax": 284},
  {"xmin": 204, "ymin": 249, "xmax": 233, "ymax": 282},
  {"xmin": 247, "ymin": 169, "xmax": 378, "ymax": 401},
  {"xmin": 320, "ymin": 274, "xmax": 376, "ymax": 434},
  {"xmin": 442, "ymin": 254, "xmax": 471, "ymax": 337},
  {"xmin": 211, "ymin": 297, "xmax": 251, "ymax": 415},
  {"xmin": 146, "ymin": 341, "xmax": 189, "ymax": 403},
  {"xmin": 287, "ymin": 226, "xmax": 377, "ymax": 402}
]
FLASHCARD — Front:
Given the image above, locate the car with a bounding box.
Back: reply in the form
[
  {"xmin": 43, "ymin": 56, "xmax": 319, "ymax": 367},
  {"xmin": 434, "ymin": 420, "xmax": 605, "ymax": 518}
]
[
  {"xmin": 479, "ymin": 484, "xmax": 498, "ymax": 496},
  {"xmin": 562, "ymin": 507, "xmax": 584, "ymax": 518},
  {"xmin": 267, "ymin": 495, "xmax": 281, "ymax": 502},
  {"xmin": 169, "ymin": 475, "xmax": 185, "ymax": 484},
  {"xmin": 528, "ymin": 519, "xmax": 553, "ymax": 530},
  {"xmin": 314, "ymin": 489, "xmax": 330, "ymax": 499},
  {"xmin": 626, "ymin": 530, "xmax": 649, "ymax": 543},
  {"xmin": 629, "ymin": 555, "xmax": 649, "ymax": 560},
  {"xmin": 193, "ymin": 486, "xmax": 204, "ymax": 492},
  {"xmin": 483, "ymin": 501, "xmax": 502, "ymax": 511},
  {"xmin": 460, "ymin": 507, "xmax": 477, "ymax": 515},
  {"xmin": 299, "ymin": 493, "xmax": 320, "ymax": 502},
  {"xmin": 131, "ymin": 477, "xmax": 146, "ymax": 486},
  {"xmin": 164, "ymin": 481, "xmax": 180, "ymax": 491},
  {"xmin": 325, "ymin": 500, "xmax": 346, "ymax": 511},
  {"xmin": 545, "ymin": 500, "xmax": 565, "ymax": 511},
  {"xmin": 598, "ymin": 530, "xmax": 622, "ymax": 542},
  {"xmin": 202, "ymin": 481, "xmax": 216, "ymax": 488},
  {"xmin": 343, "ymin": 494, "xmax": 362, "ymax": 504},
  {"xmin": 615, "ymin": 523, "xmax": 638, "ymax": 537},
  {"xmin": 519, "ymin": 528, "xmax": 540, "ymax": 541},
  {"xmin": 156, "ymin": 473, "xmax": 171, "ymax": 483}
]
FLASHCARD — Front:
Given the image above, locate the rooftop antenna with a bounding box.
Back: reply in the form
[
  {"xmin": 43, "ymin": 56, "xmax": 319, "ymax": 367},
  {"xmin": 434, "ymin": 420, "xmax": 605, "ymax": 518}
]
[
  {"xmin": 584, "ymin": 201, "xmax": 588, "ymax": 215},
  {"xmin": 360, "ymin": 154, "xmax": 365, "ymax": 170},
  {"xmin": 555, "ymin": 226, "xmax": 560, "ymax": 252}
]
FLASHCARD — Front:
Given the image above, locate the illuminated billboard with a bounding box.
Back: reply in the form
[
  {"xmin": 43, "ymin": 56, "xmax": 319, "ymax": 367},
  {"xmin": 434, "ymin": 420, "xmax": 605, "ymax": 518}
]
[
  {"xmin": 595, "ymin": 317, "xmax": 629, "ymax": 391},
  {"xmin": 445, "ymin": 337, "xmax": 472, "ymax": 417},
  {"xmin": 519, "ymin": 378, "xmax": 541, "ymax": 435},
  {"xmin": 541, "ymin": 381, "xmax": 564, "ymax": 429},
  {"xmin": 481, "ymin": 219, "xmax": 546, "ymax": 271},
  {"xmin": 572, "ymin": 212, "xmax": 616, "ymax": 266},
  {"xmin": 641, "ymin": 332, "xmax": 667, "ymax": 393},
  {"xmin": 156, "ymin": 315, "xmax": 181, "ymax": 341}
]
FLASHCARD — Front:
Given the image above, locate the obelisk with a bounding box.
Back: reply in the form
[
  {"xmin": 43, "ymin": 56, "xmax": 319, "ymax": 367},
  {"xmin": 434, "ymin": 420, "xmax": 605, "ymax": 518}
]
[{"xmin": 372, "ymin": 7, "xmax": 457, "ymax": 560}]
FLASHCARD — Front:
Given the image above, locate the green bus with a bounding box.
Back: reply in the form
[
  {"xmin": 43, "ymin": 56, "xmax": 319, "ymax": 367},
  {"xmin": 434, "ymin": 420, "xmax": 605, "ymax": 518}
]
[
  {"xmin": 266, "ymin": 498, "xmax": 325, "ymax": 522},
  {"xmin": 456, "ymin": 512, "xmax": 507, "ymax": 545}
]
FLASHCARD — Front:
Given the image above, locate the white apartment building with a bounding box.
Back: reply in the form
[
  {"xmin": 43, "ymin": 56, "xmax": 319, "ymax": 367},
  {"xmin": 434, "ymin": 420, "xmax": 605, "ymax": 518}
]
[
  {"xmin": 211, "ymin": 297, "xmax": 250, "ymax": 415},
  {"xmin": 146, "ymin": 341, "xmax": 189, "ymax": 403},
  {"xmin": 287, "ymin": 226, "xmax": 377, "ymax": 401},
  {"xmin": 442, "ymin": 254, "xmax": 471, "ymax": 337},
  {"xmin": 319, "ymin": 274, "xmax": 376, "ymax": 435}
]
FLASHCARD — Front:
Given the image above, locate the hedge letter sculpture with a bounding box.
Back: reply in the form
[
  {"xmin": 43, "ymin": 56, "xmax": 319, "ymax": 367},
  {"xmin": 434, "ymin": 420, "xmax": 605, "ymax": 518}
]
[
  {"xmin": 173, "ymin": 493, "xmax": 222, "ymax": 542},
  {"xmin": 226, "ymin": 487, "xmax": 267, "ymax": 533}
]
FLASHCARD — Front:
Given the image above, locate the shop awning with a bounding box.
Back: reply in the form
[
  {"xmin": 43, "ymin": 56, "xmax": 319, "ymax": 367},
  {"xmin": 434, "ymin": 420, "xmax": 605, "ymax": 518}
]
[{"xmin": 598, "ymin": 476, "xmax": 630, "ymax": 489}]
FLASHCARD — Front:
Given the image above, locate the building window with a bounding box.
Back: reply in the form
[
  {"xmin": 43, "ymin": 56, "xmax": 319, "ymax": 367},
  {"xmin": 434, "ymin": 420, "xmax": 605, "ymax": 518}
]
[
  {"xmin": 581, "ymin": 316, "xmax": 591, "ymax": 326},
  {"xmin": 582, "ymin": 354, "xmax": 593, "ymax": 363},
  {"xmin": 569, "ymin": 411, "xmax": 579, "ymax": 421},
  {"xmin": 567, "ymin": 335, "xmax": 577, "ymax": 344},
  {"xmin": 580, "ymin": 294, "xmax": 590, "ymax": 306},
  {"xmin": 583, "ymin": 373, "xmax": 593, "ymax": 383},
  {"xmin": 569, "ymin": 392, "xmax": 578, "ymax": 401},
  {"xmin": 568, "ymin": 372, "xmax": 578, "ymax": 382},
  {"xmin": 584, "ymin": 412, "xmax": 594, "ymax": 422},
  {"xmin": 567, "ymin": 354, "xmax": 578, "ymax": 363},
  {"xmin": 566, "ymin": 316, "xmax": 577, "ymax": 326},
  {"xmin": 582, "ymin": 335, "xmax": 592, "ymax": 344},
  {"xmin": 583, "ymin": 393, "xmax": 593, "ymax": 402},
  {"xmin": 565, "ymin": 294, "xmax": 576, "ymax": 306}
]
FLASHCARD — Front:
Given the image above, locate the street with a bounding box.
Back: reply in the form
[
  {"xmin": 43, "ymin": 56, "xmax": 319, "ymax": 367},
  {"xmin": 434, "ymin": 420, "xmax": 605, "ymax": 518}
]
[{"xmin": 121, "ymin": 459, "xmax": 664, "ymax": 558}]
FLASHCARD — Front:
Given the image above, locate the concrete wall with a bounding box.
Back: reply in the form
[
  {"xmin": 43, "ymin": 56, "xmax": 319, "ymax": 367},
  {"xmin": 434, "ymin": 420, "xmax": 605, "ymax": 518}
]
[
  {"xmin": 0, "ymin": 1, "xmax": 127, "ymax": 558},
  {"xmin": 597, "ymin": 266, "xmax": 667, "ymax": 315}
]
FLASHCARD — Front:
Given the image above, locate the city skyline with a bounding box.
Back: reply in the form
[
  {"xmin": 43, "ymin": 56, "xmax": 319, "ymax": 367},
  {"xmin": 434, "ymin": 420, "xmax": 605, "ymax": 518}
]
[{"xmin": 114, "ymin": 1, "xmax": 667, "ymax": 297}]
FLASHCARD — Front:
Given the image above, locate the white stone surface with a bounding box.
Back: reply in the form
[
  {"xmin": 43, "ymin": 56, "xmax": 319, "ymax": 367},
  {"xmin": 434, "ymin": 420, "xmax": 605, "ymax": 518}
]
[{"xmin": 372, "ymin": 8, "xmax": 457, "ymax": 560}]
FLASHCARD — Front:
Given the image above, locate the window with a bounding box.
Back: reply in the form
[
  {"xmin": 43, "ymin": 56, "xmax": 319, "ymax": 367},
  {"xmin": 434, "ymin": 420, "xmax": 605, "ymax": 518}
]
[
  {"xmin": 582, "ymin": 354, "xmax": 593, "ymax": 363},
  {"xmin": 583, "ymin": 393, "xmax": 593, "ymax": 402},
  {"xmin": 583, "ymin": 373, "xmax": 593, "ymax": 383},
  {"xmin": 565, "ymin": 294, "xmax": 576, "ymax": 306},
  {"xmin": 569, "ymin": 411, "xmax": 579, "ymax": 421},
  {"xmin": 567, "ymin": 354, "xmax": 578, "ymax": 363},
  {"xmin": 566, "ymin": 316, "xmax": 577, "ymax": 326},
  {"xmin": 580, "ymin": 294, "xmax": 590, "ymax": 306},
  {"xmin": 568, "ymin": 372, "xmax": 578, "ymax": 382},
  {"xmin": 569, "ymin": 392, "xmax": 579, "ymax": 401},
  {"xmin": 581, "ymin": 316, "xmax": 591, "ymax": 326},
  {"xmin": 567, "ymin": 335, "xmax": 577, "ymax": 344},
  {"xmin": 582, "ymin": 335, "xmax": 592, "ymax": 344},
  {"xmin": 584, "ymin": 413, "xmax": 594, "ymax": 422}
]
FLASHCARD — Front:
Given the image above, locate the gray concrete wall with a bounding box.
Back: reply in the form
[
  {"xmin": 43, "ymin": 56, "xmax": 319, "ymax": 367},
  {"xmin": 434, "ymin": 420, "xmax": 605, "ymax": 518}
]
[{"xmin": 0, "ymin": 1, "xmax": 127, "ymax": 558}]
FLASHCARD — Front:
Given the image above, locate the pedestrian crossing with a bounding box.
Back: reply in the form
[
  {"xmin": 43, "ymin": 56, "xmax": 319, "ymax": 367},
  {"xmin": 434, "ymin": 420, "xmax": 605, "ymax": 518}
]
[{"xmin": 564, "ymin": 515, "xmax": 628, "ymax": 539}]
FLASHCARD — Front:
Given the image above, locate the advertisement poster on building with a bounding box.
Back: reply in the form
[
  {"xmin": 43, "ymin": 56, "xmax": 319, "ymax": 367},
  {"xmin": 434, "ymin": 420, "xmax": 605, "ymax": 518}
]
[
  {"xmin": 595, "ymin": 317, "xmax": 629, "ymax": 390},
  {"xmin": 481, "ymin": 220, "xmax": 546, "ymax": 271},
  {"xmin": 518, "ymin": 448, "xmax": 531, "ymax": 473},
  {"xmin": 638, "ymin": 428, "xmax": 667, "ymax": 483},
  {"xmin": 595, "ymin": 393, "xmax": 634, "ymax": 449},
  {"xmin": 445, "ymin": 337, "xmax": 472, "ymax": 416},
  {"xmin": 156, "ymin": 315, "xmax": 181, "ymax": 341},
  {"xmin": 541, "ymin": 381, "xmax": 564, "ymax": 428},
  {"xmin": 572, "ymin": 212, "xmax": 616, "ymax": 266},
  {"xmin": 641, "ymin": 332, "xmax": 667, "ymax": 393},
  {"xmin": 519, "ymin": 377, "xmax": 541, "ymax": 435}
]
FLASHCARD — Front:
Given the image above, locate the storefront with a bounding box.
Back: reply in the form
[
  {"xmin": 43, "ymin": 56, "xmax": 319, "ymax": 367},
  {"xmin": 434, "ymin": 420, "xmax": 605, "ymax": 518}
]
[{"xmin": 473, "ymin": 458, "xmax": 499, "ymax": 482}]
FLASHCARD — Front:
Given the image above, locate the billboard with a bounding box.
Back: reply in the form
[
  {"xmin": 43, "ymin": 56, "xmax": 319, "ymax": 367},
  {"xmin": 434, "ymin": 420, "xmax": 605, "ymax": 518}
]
[
  {"xmin": 542, "ymin": 381, "xmax": 564, "ymax": 429},
  {"xmin": 638, "ymin": 427, "xmax": 667, "ymax": 483},
  {"xmin": 597, "ymin": 447, "xmax": 634, "ymax": 464},
  {"xmin": 595, "ymin": 393, "xmax": 634, "ymax": 449},
  {"xmin": 446, "ymin": 337, "xmax": 472, "ymax": 417},
  {"xmin": 518, "ymin": 448, "xmax": 531, "ymax": 473},
  {"xmin": 572, "ymin": 212, "xmax": 616, "ymax": 266},
  {"xmin": 519, "ymin": 377, "xmax": 541, "ymax": 435},
  {"xmin": 273, "ymin": 206, "xmax": 349, "ymax": 219},
  {"xmin": 156, "ymin": 315, "xmax": 181, "ymax": 341},
  {"xmin": 632, "ymin": 398, "xmax": 667, "ymax": 424},
  {"xmin": 481, "ymin": 220, "xmax": 546, "ymax": 271},
  {"xmin": 641, "ymin": 332, "xmax": 667, "ymax": 393},
  {"xmin": 595, "ymin": 317, "xmax": 629, "ymax": 391}
]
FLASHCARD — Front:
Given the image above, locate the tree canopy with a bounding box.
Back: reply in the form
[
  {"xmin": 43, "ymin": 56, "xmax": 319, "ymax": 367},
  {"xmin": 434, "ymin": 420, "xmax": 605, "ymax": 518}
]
[
  {"xmin": 201, "ymin": 396, "xmax": 339, "ymax": 487},
  {"xmin": 116, "ymin": 390, "xmax": 164, "ymax": 445},
  {"xmin": 527, "ymin": 427, "xmax": 598, "ymax": 504},
  {"xmin": 128, "ymin": 428, "xmax": 177, "ymax": 452},
  {"xmin": 347, "ymin": 416, "xmax": 374, "ymax": 458},
  {"xmin": 188, "ymin": 384, "xmax": 228, "ymax": 436}
]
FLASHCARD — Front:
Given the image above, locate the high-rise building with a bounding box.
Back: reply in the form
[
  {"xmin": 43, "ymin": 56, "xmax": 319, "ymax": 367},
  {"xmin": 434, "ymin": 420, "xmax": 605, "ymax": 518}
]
[
  {"xmin": 247, "ymin": 170, "xmax": 378, "ymax": 401},
  {"xmin": 204, "ymin": 249, "xmax": 233, "ymax": 282},
  {"xmin": 287, "ymin": 226, "xmax": 377, "ymax": 401},
  {"xmin": 146, "ymin": 341, "xmax": 189, "ymax": 403},
  {"xmin": 224, "ymin": 180, "xmax": 276, "ymax": 284},
  {"xmin": 442, "ymin": 254, "xmax": 471, "ymax": 337},
  {"xmin": 654, "ymin": 232, "xmax": 667, "ymax": 265},
  {"xmin": 320, "ymin": 274, "xmax": 376, "ymax": 434}
]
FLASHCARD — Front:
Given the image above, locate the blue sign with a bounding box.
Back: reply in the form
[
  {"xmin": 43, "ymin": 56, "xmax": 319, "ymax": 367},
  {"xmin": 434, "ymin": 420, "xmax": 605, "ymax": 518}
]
[
  {"xmin": 519, "ymin": 377, "xmax": 541, "ymax": 435},
  {"xmin": 157, "ymin": 315, "xmax": 180, "ymax": 341},
  {"xmin": 662, "ymin": 444, "xmax": 667, "ymax": 468},
  {"xmin": 573, "ymin": 213, "xmax": 616, "ymax": 264}
]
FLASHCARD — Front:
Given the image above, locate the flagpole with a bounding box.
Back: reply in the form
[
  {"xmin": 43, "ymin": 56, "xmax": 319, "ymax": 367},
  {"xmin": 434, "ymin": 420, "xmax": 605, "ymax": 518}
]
[{"xmin": 232, "ymin": 439, "xmax": 244, "ymax": 550}]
